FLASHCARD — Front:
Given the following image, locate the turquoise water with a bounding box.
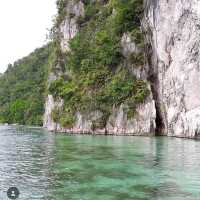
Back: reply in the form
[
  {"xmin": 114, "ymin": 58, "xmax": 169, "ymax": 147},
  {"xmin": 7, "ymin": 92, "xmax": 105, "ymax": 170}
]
[{"xmin": 0, "ymin": 126, "xmax": 200, "ymax": 200}]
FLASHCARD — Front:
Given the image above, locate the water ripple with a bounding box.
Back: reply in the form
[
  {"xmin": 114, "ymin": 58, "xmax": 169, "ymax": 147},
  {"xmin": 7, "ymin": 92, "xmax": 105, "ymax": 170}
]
[{"xmin": 0, "ymin": 125, "xmax": 200, "ymax": 200}]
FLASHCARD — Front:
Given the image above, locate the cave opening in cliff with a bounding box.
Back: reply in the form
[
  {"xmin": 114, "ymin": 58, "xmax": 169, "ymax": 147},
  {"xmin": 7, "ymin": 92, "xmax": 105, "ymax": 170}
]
[
  {"xmin": 148, "ymin": 74, "xmax": 166, "ymax": 136},
  {"xmin": 155, "ymin": 106, "xmax": 165, "ymax": 136},
  {"xmin": 145, "ymin": 40, "xmax": 166, "ymax": 136}
]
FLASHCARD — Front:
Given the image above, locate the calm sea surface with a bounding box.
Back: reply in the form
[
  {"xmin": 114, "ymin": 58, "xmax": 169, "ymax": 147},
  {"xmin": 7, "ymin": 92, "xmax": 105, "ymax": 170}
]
[{"xmin": 0, "ymin": 125, "xmax": 200, "ymax": 200}]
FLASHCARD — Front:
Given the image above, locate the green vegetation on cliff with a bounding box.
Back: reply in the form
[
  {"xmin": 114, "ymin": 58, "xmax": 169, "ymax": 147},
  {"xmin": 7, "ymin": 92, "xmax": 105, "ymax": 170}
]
[
  {"xmin": 50, "ymin": 0, "xmax": 148, "ymax": 128},
  {"xmin": 0, "ymin": 45, "xmax": 51, "ymax": 125}
]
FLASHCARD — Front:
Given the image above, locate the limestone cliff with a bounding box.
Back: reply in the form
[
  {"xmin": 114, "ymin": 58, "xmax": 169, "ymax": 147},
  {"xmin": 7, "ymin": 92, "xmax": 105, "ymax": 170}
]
[
  {"xmin": 43, "ymin": 0, "xmax": 156, "ymax": 135},
  {"xmin": 44, "ymin": 0, "xmax": 200, "ymax": 138}
]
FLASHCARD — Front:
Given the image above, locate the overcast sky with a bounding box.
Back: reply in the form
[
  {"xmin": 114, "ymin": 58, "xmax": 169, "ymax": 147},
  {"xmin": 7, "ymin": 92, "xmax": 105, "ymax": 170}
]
[{"xmin": 0, "ymin": 0, "xmax": 57, "ymax": 73}]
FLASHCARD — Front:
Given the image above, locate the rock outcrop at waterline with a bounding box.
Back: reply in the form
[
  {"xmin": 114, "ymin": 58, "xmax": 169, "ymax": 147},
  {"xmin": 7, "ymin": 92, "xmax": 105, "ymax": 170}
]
[{"xmin": 44, "ymin": 0, "xmax": 200, "ymax": 138}]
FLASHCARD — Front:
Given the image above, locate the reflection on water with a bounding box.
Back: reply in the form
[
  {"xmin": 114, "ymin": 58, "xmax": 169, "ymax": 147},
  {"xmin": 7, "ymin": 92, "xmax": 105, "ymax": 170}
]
[{"xmin": 0, "ymin": 126, "xmax": 200, "ymax": 200}]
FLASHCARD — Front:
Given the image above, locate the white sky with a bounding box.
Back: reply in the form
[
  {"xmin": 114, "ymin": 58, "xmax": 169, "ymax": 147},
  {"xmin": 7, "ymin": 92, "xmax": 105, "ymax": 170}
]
[{"xmin": 0, "ymin": 0, "xmax": 57, "ymax": 73}]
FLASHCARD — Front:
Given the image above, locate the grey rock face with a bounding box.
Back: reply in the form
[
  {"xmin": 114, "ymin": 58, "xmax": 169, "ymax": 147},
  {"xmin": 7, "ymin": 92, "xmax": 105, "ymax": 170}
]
[
  {"xmin": 60, "ymin": 0, "xmax": 84, "ymax": 52},
  {"xmin": 121, "ymin": 33, "xmax": 141, "ymax": 58},
  {"xmin": 43, "ymin": 95, "xmax": 64, "ymax": 131},
  {"xmin": 121, "ymin": 33, "xmax": 147, "ymax": 80},
  {"xmin": 52, "ymin": 99, "xmax": 156, "ymax": 135},
  {"xmin": 145, "ymin": 0, "xmax": 200, "ymax": 138},
  {"xmin": 43, "ymin": 1, "xmax": 83, "ymax": 130},
  {"xmin": 106, "ymin": 100, "xmax": 156, "ymax": 135}
]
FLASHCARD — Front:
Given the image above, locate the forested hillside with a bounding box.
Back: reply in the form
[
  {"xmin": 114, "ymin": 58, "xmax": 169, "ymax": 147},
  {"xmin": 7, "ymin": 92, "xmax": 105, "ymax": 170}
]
[{"xmin": 0, "ymin": 45, "xmax": 51, "ymax": 125}]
